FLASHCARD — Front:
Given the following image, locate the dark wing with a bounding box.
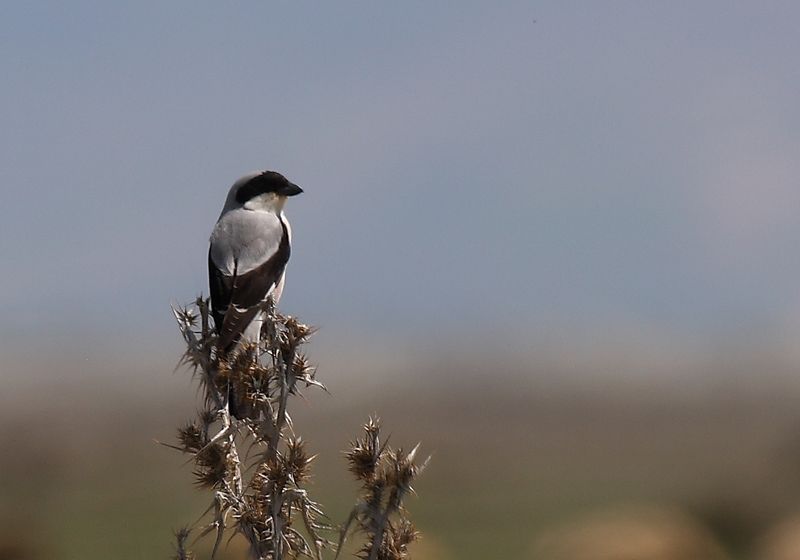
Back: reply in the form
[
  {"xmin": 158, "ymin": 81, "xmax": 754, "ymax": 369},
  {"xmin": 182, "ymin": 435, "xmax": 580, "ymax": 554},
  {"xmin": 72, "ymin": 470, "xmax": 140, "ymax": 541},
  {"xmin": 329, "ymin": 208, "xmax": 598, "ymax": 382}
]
[
  {"xmin": 208, "ymin": 220, "xmax": 291, "ymax": 353},
  {"xmin": 208, "ymin": 249, "xmax": 232, "ymax": 332}
]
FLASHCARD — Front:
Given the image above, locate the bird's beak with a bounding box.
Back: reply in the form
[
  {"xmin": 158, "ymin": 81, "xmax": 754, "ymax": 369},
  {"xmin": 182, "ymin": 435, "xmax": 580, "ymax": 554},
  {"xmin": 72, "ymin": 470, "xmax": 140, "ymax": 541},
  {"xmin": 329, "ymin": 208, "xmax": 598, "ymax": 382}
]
[{"xmin": 279, "ymin": 182, "xmax": 303, "ymax": 197}]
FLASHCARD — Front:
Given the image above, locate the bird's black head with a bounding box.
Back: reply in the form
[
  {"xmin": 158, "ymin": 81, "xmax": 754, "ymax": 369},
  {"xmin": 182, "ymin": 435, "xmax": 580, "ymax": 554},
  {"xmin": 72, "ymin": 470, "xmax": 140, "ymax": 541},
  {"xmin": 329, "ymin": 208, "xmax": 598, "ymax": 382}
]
[{"xmin": 235, "ymin": 171, "xmax": 303, "ymax": 204}]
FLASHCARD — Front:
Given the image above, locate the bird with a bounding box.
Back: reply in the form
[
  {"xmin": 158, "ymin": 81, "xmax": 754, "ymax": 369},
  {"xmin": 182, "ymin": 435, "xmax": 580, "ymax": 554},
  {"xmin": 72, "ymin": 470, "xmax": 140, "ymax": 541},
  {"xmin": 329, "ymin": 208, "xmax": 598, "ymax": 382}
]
[{"xmin": 208, "ymin": 170, "xmax": 303, "ymax": 355}]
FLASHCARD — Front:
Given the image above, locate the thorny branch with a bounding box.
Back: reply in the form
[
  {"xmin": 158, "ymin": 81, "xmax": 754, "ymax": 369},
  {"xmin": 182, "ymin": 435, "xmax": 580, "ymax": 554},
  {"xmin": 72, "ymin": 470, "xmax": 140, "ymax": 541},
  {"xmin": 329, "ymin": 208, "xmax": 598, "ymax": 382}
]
[
  {"xmin": 170, "ymin": 298, "xmax": 426, "ymax": 560},
  {"xmin": 339, "ymin": 419, "xmax": 427, "ymax": 560},
  {"xmin": 171, "ymin": 298, "xmax": 329, "ymax": 560}
]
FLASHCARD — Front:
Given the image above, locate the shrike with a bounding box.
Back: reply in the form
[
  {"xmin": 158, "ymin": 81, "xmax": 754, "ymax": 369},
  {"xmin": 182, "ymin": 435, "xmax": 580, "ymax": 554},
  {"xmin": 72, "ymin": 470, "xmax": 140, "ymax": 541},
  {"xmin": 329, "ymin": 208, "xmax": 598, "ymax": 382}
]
[{"xmin": 208, "ymin": 170, "xmax": 303, "ymax": 354}]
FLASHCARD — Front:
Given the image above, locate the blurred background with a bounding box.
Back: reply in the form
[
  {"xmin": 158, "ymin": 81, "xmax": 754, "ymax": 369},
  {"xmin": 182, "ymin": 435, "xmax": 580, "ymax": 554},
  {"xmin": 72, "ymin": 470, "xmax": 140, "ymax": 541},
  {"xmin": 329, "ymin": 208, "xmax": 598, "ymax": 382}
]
[{"xmin": 3, "ymin": 2, "xmax": 800, "ymax": 559}]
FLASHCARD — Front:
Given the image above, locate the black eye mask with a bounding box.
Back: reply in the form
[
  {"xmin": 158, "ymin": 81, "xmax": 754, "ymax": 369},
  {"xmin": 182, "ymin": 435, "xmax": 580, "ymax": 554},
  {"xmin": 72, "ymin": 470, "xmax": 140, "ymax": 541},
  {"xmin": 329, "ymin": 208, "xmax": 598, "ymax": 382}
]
[{"xmin": 235, "ymin": 171, "xmax": 303, "ymax": 204}]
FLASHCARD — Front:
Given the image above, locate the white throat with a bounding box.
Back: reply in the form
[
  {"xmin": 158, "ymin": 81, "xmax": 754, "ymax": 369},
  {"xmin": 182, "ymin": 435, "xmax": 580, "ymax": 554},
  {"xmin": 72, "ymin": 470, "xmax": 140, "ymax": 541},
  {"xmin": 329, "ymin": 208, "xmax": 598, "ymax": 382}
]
[{"xmin": 243, "ymin": 193, "xmax": 286, "ymax": 214}]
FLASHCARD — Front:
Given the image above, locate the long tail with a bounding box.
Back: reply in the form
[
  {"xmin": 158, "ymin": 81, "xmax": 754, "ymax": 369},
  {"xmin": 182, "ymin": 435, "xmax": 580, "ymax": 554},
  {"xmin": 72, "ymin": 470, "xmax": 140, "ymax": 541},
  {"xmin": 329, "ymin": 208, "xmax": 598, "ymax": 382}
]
[{"xmin": 228, "ymin": 384, "xmax": 249, "ymax": 420}]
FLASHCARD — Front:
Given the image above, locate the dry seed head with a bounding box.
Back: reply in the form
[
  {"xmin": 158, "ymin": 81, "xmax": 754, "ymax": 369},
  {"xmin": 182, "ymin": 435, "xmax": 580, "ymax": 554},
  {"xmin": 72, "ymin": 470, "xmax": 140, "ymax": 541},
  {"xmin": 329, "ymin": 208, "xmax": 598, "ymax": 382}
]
[
  {"xmin": 241, "ymin": 485, "xmax": 275, "ymax": 538},
  {"xmin": 292, "ymin": 353, "xmax": 312, "ymax": 374},
  {"xmin": 363, "ymin": 416, "xmax": 381, "ymax": 443},
  {"xmin": 388, "ymin": 448, "xmax": 419, "ymax": 496},
  {"xmin": 177, "ymin": 422, "xmax": 206, "ymax": 453},
  {"xmin": 360, "ymin": 518, "xmax": 417, "ymax": 560},
  {"xmin": 192, "ymin": 442, "xmax": 229, "ymax": 489},
  {"xmin": 284, "ymin": 437, "xmax": 314, "ymax": 485},
  {"xmin": 238, "ymin": 362, "xmax": 275, "ymax": 407},
  {"xmin": 278, "ymin": 332, "xmax": 296, "ymax": 357},
  {"xmin": 391, "ymin": 518, "xmax": 418, "ymax": 550},
  {"xmin": 258, "ymin": 457, "xmax": 289, "ymax": 490},
  {"xmin": 346, "ymin": 417, "xmax": 383, "ymax": 482},
  {"xmin": 219, "ymin": 344, "xmax": 259, "ymax": 377},
  {"xmin": 283, "ymin": 316, "xmax": 315, "ymax": 342},
  {"xmin": 346, "ymin": 441, "xmax": 380, "ymax": 483},
  {"xmin": 175, "ymin": 306, "xmax": 198, "ymax": 329},
  {"xmin": 292, "ymin": 353, "xmax": 317, "ymax": 381}
]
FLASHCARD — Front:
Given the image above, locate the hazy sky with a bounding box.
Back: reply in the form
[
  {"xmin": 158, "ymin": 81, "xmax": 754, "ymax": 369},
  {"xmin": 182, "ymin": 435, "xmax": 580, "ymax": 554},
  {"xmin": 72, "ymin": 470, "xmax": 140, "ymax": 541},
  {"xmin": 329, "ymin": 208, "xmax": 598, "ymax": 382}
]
[{"xmin": 3, "ymin": 2, "xmax": 800, "ymax": 354}]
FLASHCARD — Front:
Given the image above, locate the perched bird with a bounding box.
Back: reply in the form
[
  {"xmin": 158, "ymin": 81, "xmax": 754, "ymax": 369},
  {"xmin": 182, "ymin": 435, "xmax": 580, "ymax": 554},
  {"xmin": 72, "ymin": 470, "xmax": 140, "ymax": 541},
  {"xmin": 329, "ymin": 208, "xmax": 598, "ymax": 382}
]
[{"xmin": 208, "ymin": 170, "xmax": 303, "ymax": 355}]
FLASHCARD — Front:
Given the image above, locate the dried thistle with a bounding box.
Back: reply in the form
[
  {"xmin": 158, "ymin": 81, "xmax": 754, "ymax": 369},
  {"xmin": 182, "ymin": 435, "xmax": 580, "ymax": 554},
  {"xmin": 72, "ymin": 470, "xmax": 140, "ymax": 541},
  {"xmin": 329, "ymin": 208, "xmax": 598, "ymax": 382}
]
[
  {"xmin": 339, "ymin": 419, "xmax": 427, "ymax": 560},
  {"xmin": 171, "ymin": 298, "xmax": 331, "ymax": 560},
  {"xmin": 345, "ymin": 418, "xmax": 383, "ymax": 483},
  {"xmin": 170, "ymin": 298, "xmax": 426, "ymax": 560}
]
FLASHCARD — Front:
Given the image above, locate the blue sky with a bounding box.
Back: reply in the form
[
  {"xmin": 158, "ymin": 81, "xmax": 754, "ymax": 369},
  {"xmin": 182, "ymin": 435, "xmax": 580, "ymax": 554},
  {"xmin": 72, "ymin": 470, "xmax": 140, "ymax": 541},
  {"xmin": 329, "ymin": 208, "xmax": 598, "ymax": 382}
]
[{"xmin": 2, "ymin": 2, "xmax": 800, "ymax": 359}]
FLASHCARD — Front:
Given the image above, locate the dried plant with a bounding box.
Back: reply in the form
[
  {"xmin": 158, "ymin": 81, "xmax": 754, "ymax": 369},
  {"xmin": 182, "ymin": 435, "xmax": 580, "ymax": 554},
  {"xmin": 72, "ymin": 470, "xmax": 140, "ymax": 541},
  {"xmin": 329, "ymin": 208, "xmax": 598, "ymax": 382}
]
[
  {"xmin": 339, "ymin": 418, "xmax": 427, "ymax": 560},
  {"xmin": 169, "ymin": 297, "xmax": 426, "ymax": 560},
  {"xmin": 171, "ymin": 297, "xmax": 329, "ymax": 560}
]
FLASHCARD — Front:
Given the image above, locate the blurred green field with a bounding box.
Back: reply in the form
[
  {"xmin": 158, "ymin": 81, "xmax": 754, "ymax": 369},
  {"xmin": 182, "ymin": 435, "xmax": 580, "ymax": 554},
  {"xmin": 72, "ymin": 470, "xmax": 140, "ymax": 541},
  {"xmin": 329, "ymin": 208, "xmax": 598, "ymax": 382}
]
[{"xmin": 4, "ymin": 352, "xmax": 800, "ymax": 560}]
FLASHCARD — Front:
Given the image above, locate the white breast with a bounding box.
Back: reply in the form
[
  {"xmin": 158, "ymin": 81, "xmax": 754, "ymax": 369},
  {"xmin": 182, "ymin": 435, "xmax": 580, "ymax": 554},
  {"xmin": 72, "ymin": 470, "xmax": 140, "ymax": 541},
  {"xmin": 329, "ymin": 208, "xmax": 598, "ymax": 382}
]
[{"xmin": 209, "ymin": 208, "xmax": 284, "ymax": 275}]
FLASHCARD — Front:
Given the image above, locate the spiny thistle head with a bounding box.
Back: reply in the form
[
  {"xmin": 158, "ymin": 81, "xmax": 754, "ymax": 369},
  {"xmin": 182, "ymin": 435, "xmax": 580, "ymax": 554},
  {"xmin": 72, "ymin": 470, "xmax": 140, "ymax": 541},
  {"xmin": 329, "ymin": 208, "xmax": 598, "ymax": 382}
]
[
  {"xmin": 284, "ymin": 437, "xmax": 314, "ymax": 485},
  {"xmin": 192, "ymin": 441, "xmax": 229, "ymax": 489},
  {"xmin": 340, "ymin": 418, "xmax": 427, "ymax": 560},
  {"xmin": 175, "ymin": 306, "xmax": 198, "ymax": 330},
  {"xmin": 291, "ymin": 353, "xmax": 322, "ymax": 391},
  {"xmin": 390, "ymin": 518, "xmax": 418, "ymax": 552},
  {"xmin": 260, "ymin": 456, "xmax": 290, "ymax": 490},
  {"xmin": 283, "ymin": 315, "xmax": 315, "ymax": 342},
  {"xmin": 177, "ymin": 422, "xmax": 206, "ymax": 453},
  {"xmin": 276, "ymin": 316, "xmax": 316, "ymax": 357},
  {"xmin": 292, "ymin": 353, "xmax": 315, "ymax": 377},
  {"xmin": 357, "ymin": 518, "xmax": 418, "ymax": 560},
  {"xmin": 387, "ymin": 445, "xmax": 421, "ymax": 506},
  {"xmin": 216, "ymin": 343, "xmax": 258, "ymax": 380},
  {"xmin": 346, "ymin": 417, "xmax": 383, "ymax": 482},
  {"xmin": 253, "ymin": 438, "xmax": 315, "ymax": 493},
  {"xmin": 176, "ymin": 410, "xmax": 217, "ymax": 452}
]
